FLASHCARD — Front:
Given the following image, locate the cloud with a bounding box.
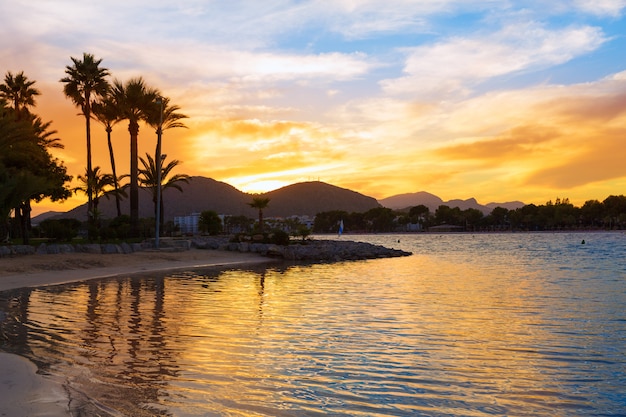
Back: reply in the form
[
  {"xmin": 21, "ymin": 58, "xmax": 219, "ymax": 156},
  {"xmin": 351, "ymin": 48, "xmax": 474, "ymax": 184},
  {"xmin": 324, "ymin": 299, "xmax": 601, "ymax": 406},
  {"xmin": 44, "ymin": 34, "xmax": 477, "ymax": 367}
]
[
  {"xmin": 524, "ymin": 131, "xmax": 626, "ymax": 188},
  {"xmin": 573, "ymin": 0, "xmax": 626, "ymax": 17},
  {"xmin": 381, "ymin": 23, "xmax": 607, "ymax": 97},
  {"xmin": 434, "ymin": 125, "xmax": 563, "ymax": 164}
]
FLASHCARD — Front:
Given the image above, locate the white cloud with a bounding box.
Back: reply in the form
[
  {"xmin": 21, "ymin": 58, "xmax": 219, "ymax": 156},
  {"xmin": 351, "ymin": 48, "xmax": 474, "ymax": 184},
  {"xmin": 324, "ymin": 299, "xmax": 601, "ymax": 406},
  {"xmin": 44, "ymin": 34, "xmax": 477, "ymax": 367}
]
[
  {"xmin": 574, "ymin": 0, "xmax": 626, "ymax": 17},
  {"xmin": 380, "ymin": 22, "xmax": 607, "ymax": 97}
]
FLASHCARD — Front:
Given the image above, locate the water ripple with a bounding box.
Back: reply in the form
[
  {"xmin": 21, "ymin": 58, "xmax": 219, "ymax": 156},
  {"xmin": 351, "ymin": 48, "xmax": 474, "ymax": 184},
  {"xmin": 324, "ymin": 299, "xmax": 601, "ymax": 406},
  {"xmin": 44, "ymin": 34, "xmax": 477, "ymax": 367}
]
[{"xmin": 1, "ymin": 232, "xmax": 625, "ymax": 416}]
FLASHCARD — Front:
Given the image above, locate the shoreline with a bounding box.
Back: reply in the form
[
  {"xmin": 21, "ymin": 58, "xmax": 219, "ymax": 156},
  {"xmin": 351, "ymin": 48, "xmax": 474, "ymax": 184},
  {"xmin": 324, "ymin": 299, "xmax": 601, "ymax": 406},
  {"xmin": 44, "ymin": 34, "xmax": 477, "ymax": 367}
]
[
  {"xmin": 0, "ymin": 248, "xmax": 274, "ymax": 292},
  {"xmin": 0, "ymin": 248, "xmax": 276, "ymax": 416}
]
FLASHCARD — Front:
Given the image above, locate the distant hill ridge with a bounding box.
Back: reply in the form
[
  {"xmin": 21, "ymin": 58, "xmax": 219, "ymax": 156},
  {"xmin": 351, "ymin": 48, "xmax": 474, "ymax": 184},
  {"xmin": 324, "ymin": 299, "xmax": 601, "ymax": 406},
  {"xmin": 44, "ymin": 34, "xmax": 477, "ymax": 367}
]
[
  {"xmin": 34, "ymin": 177, "xmax": 524, "ymax": 223},
  {"xmin": 378, "ymin": 191, "xmax": 524, "ymax": 214}
]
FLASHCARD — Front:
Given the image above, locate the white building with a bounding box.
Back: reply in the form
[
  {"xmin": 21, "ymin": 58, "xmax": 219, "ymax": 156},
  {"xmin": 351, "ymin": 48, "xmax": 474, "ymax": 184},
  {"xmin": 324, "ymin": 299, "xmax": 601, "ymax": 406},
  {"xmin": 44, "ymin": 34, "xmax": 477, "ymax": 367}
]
[{"xmin": 174, "ymin": 213, "xmax": 201, "ymax": 235}]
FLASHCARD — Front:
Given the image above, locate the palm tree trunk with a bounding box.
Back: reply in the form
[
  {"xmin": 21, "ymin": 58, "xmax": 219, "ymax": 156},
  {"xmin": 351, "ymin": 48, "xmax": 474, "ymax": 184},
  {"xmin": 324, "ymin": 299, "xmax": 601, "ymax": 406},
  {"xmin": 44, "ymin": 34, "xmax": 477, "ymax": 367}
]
[
  {"xmin": 19, "ymin": 203, "xmax": 29, "ymax": 245},
  {"xmin": 106, "ymin": 127, "xmax": 122, "ymax": 217},
  {"xmin": 159, "ymin": 193, "xmax": 165, "ymax": 233},
  {"xmin": 259, "ymin": 209, "xmax": 264, "ymax": 232},
  {"xmin": 85, "ymin": 108, "xmax": 94, "ymax": 223},
  {"xmin": 129, "ymin": 121, "xmax": 139, "ymax": 237}
]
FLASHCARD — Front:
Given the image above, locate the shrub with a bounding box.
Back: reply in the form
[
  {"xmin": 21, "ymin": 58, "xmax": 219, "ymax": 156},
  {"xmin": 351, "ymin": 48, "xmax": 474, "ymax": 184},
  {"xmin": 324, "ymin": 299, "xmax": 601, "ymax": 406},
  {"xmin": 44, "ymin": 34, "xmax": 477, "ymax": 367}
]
[
  {"xmin": 39, "ymin": 218, "xmax": 81, "ymax": 242},
  {"xmin": 271, "ymin": 230, "xmax": 290, "ymax": 245}
]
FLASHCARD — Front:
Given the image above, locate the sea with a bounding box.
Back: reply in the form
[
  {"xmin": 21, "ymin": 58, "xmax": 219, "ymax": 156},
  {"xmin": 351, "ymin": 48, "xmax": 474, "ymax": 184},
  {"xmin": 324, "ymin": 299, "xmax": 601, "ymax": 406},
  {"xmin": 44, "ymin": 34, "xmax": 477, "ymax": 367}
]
[{"xmin": 1, "ymin": 232, "xmax": 625, "ymax": 416}]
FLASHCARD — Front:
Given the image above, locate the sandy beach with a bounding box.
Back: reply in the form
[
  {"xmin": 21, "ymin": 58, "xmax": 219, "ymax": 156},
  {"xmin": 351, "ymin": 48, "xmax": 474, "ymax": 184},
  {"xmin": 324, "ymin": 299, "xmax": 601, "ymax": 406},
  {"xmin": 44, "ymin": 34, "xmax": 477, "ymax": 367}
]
[{"xmin": 0, "ymin": 248, "xmax": 274, "ymax": 416}]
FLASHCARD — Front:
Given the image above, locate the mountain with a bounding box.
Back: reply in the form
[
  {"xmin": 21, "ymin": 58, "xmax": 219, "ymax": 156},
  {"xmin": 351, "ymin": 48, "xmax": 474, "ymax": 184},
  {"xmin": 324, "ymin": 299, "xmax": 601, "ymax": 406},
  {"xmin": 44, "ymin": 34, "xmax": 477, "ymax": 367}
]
[
  {"xmin": 378, "ymin": 192, "xmax": 443, "ymax": 211},
  {"xmin": 34, "ymin": 177, "xmax": 525, "ymax": 223},
  {"xmin": 39, "ymin": 177, "xmax": 380, "ymax": 222},
  {"xmin": 378, "ymin": 192, "xmax": 524, "ymax": 214},
  {"xmin": 263, "ymin": 181, "xmax": 380, "ymax": 217},
  {"xmin": 485, "ymin": 201, "xmax": 526, "ymax": 211},
  {"xmin": 31, "ymin": 211, "xmax": 65, "ymax": 226}
]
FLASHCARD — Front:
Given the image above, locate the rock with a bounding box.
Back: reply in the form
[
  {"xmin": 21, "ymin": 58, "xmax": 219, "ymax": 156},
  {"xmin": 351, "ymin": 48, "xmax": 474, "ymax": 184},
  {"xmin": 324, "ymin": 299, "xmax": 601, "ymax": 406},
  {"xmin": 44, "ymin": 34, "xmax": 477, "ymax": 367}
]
[
  {"xmin": 82, "ymin": 244, "xmax": 102, "ymax": 254},
  {"xmin": 11, "ymin": 245, "xmax": 35, "ymax": 256},
  {"xmin": 102, "ymin": 244, "xmax": 120, "ymax": 254},
  {"xmin": 36, "ymin": 243, "xmax": 48, "ymax": 255},
  {"xmin": 118, "ymin": 242, "xmax": 132, "ymax": 254}
]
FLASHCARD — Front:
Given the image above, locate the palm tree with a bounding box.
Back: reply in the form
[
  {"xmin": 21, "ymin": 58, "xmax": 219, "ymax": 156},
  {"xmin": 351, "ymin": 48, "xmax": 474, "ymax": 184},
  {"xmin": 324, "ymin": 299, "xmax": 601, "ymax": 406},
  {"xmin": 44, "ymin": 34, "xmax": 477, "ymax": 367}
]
[
  {"xmin": 138, "ymin": 153, "xmax": 190, "ymax": 230},
  {"xmin": 0, "ymin": 71, "xmax": 40, "ymax": 120},
  {"xmin": 92, "ymin": 96, "xmax": 123, "ymax": 217},
  {"xmin": 110, "ymin": 77, "xmax": 159, "ymax": 237},
  {"xmin": 74, "ymin": 166, "xmax": 116, "ymax": 227},
  {"xmin": 248, "ymin": 196, "xmax": 271, "ymax": 232},
  {"xmin": 60, "ymin": 53, "xmax": 110, "ymax": 222}
]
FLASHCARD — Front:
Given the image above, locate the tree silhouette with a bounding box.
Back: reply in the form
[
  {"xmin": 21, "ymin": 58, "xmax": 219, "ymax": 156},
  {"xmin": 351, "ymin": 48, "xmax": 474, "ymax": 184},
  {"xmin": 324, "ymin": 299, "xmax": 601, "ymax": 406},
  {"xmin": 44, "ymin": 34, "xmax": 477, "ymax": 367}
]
[
  {"xmin": 92, "ymin": 96, "xmax": 123, "ymax": 217},
  {"xmin": 248, "ymin": 196, "xmax": 271, "ymax": 232},
  {"xmin": 74, "ymin": 166, "xmax": 117, "ymax": 225},
  {"xmin": 0, "ymin": 71, "xmax": 40, "ymax": 120},
  {"xmin": 138, "ymin": 153, "xmax": 190, "ymax": 230},
  {"xmin": 60, "ymin": 53, "xmax": 110, "ymax": 222},
  {"xmin": 110, "ymin": 77, "xmax": 159, "ymax": 236}
]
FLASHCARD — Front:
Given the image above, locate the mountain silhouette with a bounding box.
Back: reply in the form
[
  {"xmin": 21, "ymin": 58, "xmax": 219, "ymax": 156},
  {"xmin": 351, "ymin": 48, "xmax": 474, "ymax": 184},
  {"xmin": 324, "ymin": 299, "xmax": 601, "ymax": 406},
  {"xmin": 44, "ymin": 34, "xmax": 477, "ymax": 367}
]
[
  {"xmin": 36, "ymin": 177, "xmax": 524, "ymax": 223},
  {"xmin": 378, "ymin": 192, "xmax": 524, "ymax": 214},
  {"xmin": 44, "ymin": 177, "xmax": 380, "ymax": 222}
]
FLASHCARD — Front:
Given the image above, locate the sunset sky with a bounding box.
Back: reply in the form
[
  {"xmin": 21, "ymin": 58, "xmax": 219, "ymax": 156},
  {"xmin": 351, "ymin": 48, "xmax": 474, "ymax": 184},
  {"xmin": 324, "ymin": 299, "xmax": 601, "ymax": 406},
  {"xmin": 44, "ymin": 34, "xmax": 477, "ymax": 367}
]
[{"xmin": 2, "ymin": 0, "xmax": 626, "ymax": 216}]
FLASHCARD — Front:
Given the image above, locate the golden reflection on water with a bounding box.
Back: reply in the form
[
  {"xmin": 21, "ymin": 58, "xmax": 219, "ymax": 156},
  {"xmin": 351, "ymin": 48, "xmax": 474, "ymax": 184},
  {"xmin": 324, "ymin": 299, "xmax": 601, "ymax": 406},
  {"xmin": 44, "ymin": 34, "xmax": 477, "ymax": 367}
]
[{"xmin": 2, "ymin": 233, "xmax": 624, "ymax": 415}]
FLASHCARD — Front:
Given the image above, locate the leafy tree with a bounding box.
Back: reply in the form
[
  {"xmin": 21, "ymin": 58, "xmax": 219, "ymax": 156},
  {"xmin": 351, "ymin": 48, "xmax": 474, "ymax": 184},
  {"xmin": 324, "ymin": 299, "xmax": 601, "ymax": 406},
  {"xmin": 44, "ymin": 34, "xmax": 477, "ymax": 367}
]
[
  {"xmin": 110, "ymin": 77, "xmax": 159, "ymax": 236},
  {"xmin": 461, "ymin": 208, "xmax": 484, "ymax": 231},
  {"xmin": 199, "ymin": 210, "xmax": 223, "ymax": 235},
  {"xmin": 224, "ymin": 215, "xmax": 253, "ymax": 234},
  {"xmin": 364, "ymin": 207, "xmax": 396, "ymax": 232},
  {"xmin": 408, "ymin": 204, "xmax": 431, "ymax": 227},
  {"xmin": 60, "ymin": 53, "xmax": 110, "ymax": 222},
  {"xmin": 602, "ymin": 195, "xmax": 626, "ymax": 229},
  {"xmin": 138, "ymin": 153, "xmax": 190, "ymax": 230},
  {"xmin": 0, "ymin": 100, "xmax": 71, "ymax": 243},
  {"xmin": 313, "ymin": 210, "xmax": 348, "ymax": 233},
  {"xmin": 248, "ymin": 196, "xmax": 271, "ymax": 232},
  {"xmin": 488, "ymin": 206, "xmax": 510, "ymax": 230},
  {"xmin": 580, "ymin": 199, "xmax": 603, "ymax": 228},
  {"xmin": 295, "ymin": 225, "xmax": 311, "ymax": 241}
]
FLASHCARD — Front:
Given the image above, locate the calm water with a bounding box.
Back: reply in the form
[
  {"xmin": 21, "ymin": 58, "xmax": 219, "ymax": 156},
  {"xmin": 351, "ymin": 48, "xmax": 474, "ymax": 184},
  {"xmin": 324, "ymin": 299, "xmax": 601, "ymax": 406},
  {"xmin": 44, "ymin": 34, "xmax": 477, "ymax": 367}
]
[{"xmin": 1, "ymin": 232, "xmax": 625, "ymax": 416}]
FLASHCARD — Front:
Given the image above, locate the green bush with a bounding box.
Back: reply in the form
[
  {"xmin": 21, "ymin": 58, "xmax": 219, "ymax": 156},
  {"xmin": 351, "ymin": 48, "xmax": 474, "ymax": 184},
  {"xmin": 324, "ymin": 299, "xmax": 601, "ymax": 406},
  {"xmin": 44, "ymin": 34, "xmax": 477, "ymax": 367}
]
[
  {"xmin": 271, "ymin": 230, "xmax": 290, "ymax": 245},
  {"xmin": 39, "ymin": 218, "xmax": 81, "ymax": 242}
]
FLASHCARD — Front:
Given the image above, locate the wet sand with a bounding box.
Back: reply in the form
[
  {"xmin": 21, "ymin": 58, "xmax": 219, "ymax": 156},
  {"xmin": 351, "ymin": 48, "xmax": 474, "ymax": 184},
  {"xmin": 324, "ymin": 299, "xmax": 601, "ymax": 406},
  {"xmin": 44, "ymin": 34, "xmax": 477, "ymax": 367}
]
[
  {"xmin": 0, "ymin": 248, "xmax": 273, "ymax": 292},
  {"xmin": 0, "ymin": 248, "xmax": 274, "ymax": 416}
]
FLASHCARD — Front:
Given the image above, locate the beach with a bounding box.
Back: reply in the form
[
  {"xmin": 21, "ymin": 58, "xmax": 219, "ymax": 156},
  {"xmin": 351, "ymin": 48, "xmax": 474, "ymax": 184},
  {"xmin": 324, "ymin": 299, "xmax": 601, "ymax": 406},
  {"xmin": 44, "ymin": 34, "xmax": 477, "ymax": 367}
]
[{"xmin": 0, "ymin": 248, "xmax": 273, "ymax": 416}]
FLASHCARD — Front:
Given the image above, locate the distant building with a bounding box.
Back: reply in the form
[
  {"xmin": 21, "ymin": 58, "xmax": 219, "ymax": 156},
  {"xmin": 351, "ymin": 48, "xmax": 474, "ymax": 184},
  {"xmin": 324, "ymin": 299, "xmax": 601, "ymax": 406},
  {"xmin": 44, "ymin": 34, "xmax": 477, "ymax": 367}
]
[
  {"xmin": 405, "ymin": 223, "xmax": 423, "ymax": 232},
  {"xmin": 428, "ymin": 224, "xmax": 464, "ymax": 232},
  {"xmin": 174, "ymin": 213, "xmax": 200, "ymax": 235}
]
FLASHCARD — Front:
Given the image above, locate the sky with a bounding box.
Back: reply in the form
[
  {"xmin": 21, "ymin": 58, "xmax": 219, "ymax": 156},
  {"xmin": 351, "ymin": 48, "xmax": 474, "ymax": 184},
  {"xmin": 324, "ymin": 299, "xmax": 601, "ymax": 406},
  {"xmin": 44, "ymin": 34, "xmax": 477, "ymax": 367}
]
[{"xmin": 2, "ymin": 0, "xmax": 626, "ymax": 216}]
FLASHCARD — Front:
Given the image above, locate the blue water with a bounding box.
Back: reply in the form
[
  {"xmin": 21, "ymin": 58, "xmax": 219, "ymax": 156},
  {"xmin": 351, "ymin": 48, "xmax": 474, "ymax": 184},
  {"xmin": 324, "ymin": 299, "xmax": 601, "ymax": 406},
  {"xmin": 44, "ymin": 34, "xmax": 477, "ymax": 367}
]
[{"xmin": 1, "ymin": 232, "xmax": 625, "ymax": 416}]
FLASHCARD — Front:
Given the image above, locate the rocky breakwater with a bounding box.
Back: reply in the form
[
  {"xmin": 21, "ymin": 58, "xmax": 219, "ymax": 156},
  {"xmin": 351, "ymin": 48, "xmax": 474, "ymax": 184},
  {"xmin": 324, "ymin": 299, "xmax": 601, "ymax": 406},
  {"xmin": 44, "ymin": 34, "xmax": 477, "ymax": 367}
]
[{"xmin": 191, "ymin": 237, "xmax": 412, "ymax": 262}]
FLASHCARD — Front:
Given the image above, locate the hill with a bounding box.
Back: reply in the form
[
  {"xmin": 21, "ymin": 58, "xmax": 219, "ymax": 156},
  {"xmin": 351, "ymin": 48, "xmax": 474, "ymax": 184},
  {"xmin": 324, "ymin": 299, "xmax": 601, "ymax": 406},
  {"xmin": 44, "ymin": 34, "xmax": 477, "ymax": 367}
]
[
  {"xmin": 41, "ymin": 177, "xmax": 380, "ymax": 222},
  {"xmin": 378, "ymin": 192, "xmax": 524, "ymax": 214},
  {"xmin": 35, "ymin": 178, "xmax": 525, "ymax": 223},
  {"xmin": 263, "ymin": 181, "xmax": 380, "ymax": 217}
]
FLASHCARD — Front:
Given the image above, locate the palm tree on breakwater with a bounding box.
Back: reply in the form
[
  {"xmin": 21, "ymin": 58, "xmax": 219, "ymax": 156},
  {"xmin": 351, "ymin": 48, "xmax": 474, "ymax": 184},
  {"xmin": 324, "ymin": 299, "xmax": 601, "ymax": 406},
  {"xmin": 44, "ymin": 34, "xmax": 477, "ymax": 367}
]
[{"xmin": 249, "ymin": 196, "xmax": 271, "ymax": 232}]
